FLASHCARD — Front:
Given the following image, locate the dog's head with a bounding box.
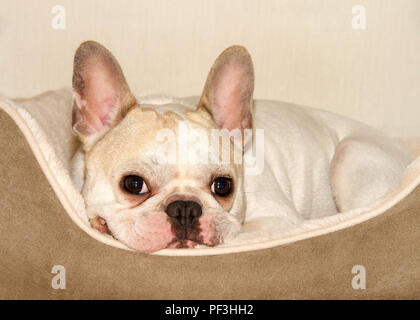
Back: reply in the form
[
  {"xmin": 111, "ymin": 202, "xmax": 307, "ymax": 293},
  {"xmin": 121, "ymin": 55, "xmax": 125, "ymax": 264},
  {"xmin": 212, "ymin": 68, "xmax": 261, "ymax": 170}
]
[{"xmin": 72, "ymin": 41, "xmax": 254, "ymax": 252}]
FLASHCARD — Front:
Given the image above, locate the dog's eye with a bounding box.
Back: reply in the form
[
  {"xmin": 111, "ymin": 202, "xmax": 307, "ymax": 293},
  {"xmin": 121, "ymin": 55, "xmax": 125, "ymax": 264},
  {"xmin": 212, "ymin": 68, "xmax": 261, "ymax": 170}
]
[
  {"xmin": 211, "ymin": 177, "xmax": 233, "ymax": 197},
  {"xmin": 122, "ymin": 175, "xmax": 149, "ymax": 195}
]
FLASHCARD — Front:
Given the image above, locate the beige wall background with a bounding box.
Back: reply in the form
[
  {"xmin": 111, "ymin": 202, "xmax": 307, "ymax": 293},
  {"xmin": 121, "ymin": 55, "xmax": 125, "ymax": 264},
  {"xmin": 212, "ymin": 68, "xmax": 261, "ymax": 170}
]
[{"xmin": 0, "ymin": 0, "xmax": 419, "ymax": 137}]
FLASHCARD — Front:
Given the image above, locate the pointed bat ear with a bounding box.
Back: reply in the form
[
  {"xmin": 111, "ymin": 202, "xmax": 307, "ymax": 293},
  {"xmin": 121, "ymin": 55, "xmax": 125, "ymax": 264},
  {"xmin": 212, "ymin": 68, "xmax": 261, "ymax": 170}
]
[
  {"xmin": 198, "ymin": 45, "xmax": 254, "ymax": 134},
  {"xmin": 72, "ymin": 41, "xmax": 137, "ymax": 149}
]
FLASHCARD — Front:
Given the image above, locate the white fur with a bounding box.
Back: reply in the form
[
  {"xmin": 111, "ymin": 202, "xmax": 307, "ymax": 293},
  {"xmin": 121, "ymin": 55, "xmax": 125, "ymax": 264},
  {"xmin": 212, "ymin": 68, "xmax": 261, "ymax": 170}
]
[
  {"xmin": 242, "ymin": 99, "xmax": 414, "ymax": 232},
  {"xmin": 73, "ymin": 96, "xmax": 415, "ymax": 238}
]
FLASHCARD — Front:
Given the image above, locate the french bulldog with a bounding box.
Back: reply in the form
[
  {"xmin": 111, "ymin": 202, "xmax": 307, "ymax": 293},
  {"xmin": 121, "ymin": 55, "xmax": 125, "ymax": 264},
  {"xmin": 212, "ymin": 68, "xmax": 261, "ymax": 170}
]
[{"xmin": 71, "ymin": 41, "xmax": 414, "ymax": 252}]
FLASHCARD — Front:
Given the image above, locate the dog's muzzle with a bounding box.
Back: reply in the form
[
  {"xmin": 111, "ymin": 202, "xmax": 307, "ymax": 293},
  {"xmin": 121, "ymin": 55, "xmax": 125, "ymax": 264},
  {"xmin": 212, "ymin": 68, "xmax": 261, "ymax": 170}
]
[{"xmin": 165, "ymin": 200, "xmax": 206, "ymax": 248}]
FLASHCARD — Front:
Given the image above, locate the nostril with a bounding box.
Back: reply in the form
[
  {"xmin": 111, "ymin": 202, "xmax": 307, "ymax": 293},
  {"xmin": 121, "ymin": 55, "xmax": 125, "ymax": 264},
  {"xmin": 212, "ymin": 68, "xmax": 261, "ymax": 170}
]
[
  {"xmin": 187, "ymin": 202, "xmax": 202, "ymax": 218},
  {"xmin": 165, "ymin": 201, "xmax": 184, "ymax": 218}
]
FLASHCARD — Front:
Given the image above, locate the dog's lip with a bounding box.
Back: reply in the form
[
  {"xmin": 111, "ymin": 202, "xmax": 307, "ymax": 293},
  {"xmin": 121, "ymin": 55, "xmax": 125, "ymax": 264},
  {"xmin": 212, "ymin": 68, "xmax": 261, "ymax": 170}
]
[{"xmin": 166, "ymin": 239, "xmax": 200, "ymax": 249}]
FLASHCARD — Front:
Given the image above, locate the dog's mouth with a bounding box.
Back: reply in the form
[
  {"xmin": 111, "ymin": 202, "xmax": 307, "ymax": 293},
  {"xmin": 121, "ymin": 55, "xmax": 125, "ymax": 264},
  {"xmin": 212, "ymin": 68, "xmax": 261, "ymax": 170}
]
[
  {"xmin": 90, "ymin": 215, "xmax": 220, "ymax": 251},
  {"xmin": 168, "ymin": 218, "xmax": 207, "ymax": 249},
  {"xmin": 89, "ymin": 216, "xmax": 112, "ymax": 235},
  {"xmin": 166, "ymin": 239, "xmax": 201, "ymax": 249}
]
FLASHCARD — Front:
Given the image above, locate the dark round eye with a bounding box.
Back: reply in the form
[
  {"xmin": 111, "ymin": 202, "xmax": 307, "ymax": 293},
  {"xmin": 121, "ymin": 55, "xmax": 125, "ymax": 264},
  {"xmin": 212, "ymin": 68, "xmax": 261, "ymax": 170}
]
[
  {"xmin": 122, "ymin": 175, "xmax": 148, "ymax": 195},
  {"xmin": 211, "ymin": 177, "xmax": 233, "ymax": 197}
]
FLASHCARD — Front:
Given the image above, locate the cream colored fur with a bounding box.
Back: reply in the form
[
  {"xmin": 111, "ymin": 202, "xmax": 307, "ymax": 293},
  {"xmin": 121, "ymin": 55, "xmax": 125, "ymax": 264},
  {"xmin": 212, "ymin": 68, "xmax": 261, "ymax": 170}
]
[{"xmin": 67, "ymin": 42, "xmax": 416, "ymax": 252}]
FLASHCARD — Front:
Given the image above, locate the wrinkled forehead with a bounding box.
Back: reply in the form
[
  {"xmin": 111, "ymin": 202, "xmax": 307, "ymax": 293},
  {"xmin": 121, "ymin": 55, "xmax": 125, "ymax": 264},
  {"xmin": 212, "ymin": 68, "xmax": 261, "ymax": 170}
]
[
  {"xmin": 87, "ymin": 104, "xmax": 236, "ymax": 174},
  {"xmin": 89, "ymin": 106, "xmax": 186, "ymax": 160}
]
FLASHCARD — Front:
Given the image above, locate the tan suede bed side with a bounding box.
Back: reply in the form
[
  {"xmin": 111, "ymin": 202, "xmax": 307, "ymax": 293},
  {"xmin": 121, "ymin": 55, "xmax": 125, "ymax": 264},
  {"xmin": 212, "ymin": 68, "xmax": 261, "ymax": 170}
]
[{"xmin": 0, "ymin": 109, "xmax": 419, "ymax": 299}]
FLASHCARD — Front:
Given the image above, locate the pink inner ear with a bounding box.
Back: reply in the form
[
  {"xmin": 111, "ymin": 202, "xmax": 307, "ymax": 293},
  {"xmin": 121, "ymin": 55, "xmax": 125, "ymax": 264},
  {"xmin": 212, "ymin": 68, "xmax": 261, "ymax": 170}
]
[
  {"xmin": 73, "ymin": 58, "xmax": 120, "ymax": 136},
  {"xmin": 210, "ymin": 59, "xmax": 252, "ymax": 132}
]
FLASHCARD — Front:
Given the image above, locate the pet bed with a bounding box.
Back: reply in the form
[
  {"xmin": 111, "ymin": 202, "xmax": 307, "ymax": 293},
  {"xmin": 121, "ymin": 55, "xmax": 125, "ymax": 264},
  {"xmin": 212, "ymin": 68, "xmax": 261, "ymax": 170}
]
[{"xmin": 0, "ymin": 88, "xmax": 419, "ymax": 299}]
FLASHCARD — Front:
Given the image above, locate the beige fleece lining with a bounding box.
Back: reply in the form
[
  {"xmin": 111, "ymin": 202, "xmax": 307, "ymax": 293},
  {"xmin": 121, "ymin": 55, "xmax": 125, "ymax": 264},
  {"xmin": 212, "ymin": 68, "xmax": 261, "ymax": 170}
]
[{"xmin": 1, "ymin": 88, "xmax": 419, "ymax": 256}]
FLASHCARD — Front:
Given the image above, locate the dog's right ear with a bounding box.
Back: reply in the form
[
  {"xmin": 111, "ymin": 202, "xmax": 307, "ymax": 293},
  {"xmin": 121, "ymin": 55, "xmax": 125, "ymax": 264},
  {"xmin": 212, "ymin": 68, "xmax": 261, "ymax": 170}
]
[
  {"xmin": 72, "ymin": 41, "xmax": 137, "ymax": 150},
  {"xmin": 198, "ymin": 45, "xmax": 254, "ymax": 135}
]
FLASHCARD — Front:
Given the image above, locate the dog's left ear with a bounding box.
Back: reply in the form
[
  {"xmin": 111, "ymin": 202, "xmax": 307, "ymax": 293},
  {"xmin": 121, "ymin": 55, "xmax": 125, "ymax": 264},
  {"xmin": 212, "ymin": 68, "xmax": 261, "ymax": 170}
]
[
  {"xmin": 198, "ymin": 45, "xmax": 254, "ymax": 134},
  {"xmin": 72, "ymin": 41, "xmax": 137, "ymax": 149}
]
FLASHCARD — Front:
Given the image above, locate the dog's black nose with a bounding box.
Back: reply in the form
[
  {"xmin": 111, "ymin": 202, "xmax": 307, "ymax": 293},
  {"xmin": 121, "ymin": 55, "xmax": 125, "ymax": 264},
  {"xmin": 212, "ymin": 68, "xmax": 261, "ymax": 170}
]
[{"xmin": 165, "ymin": 200, "xmax": 202, "ymax": 227}]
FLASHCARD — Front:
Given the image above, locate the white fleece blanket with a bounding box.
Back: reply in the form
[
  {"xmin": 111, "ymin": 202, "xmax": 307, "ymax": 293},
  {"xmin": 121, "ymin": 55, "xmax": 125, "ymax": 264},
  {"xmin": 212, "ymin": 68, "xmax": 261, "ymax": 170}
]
[{"xmin": 1, "ymin": 88, "xmax": 419, "ymax": 256}]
